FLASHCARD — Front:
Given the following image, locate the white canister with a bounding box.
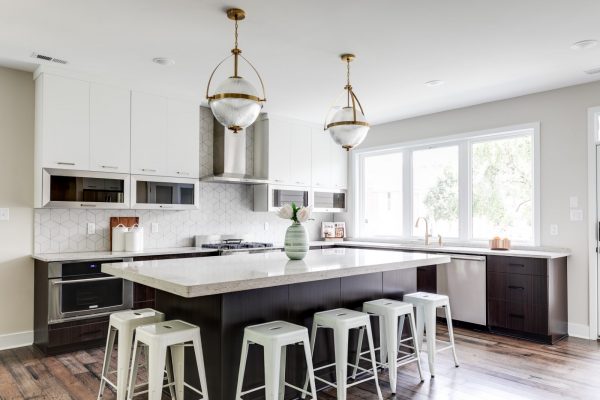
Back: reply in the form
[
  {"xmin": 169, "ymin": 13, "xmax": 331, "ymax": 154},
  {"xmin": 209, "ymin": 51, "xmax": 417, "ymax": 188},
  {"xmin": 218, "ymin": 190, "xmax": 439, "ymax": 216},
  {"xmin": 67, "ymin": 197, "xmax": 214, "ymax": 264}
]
[
  {"xmin": 112, "ymin": 224, "xmax": 128, "ymax": 252},
  {"xmin": 125, "ymin": 225, "xmax": 144, "ymax": 252}
]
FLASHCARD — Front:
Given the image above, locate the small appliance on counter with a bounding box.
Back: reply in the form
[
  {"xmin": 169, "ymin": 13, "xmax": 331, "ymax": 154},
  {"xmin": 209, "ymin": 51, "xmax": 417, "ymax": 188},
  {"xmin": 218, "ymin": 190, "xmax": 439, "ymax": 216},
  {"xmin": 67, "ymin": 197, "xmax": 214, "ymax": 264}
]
[
  {"xmin": 489, "ymin": 236, "xmax": 511, "ymax": 250},
  {"xmin": 321, "ymin": 222, "xmax": 346, "ymax": 242},
  {"xmin": 195, "ymin": 234, "xmax": 277, "ymax": 256}
]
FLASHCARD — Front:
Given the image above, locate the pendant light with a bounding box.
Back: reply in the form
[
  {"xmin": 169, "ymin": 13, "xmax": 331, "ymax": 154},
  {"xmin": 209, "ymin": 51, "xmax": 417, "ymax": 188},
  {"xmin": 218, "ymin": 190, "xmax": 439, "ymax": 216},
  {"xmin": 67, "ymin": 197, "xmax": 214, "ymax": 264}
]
[
  {"xmin": 325, "ymin": 54, "xmax": 370, "ymax": 150},
  {"xmin": 206, "ymin": 8, "xmax": 266, "ymax": 133}
]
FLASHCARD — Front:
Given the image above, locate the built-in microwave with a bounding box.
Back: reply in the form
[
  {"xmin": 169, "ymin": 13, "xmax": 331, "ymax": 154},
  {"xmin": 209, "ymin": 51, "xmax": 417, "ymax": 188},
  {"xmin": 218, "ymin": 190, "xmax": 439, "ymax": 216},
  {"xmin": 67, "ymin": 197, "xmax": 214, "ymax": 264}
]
[
  {"xmin": 131, "ymin": 175, "xmax": 199, "ymax": 210},
  {"xmin": 41, "ymin": 168, "xmax": 130, "ymax": 209},
  {"xmin": 312, "ymin": 189, "xmax": 347, "ymax": 213},
  {"xmin": 253, "ymin": 184, "xmax": 310, "ymax": 212}
]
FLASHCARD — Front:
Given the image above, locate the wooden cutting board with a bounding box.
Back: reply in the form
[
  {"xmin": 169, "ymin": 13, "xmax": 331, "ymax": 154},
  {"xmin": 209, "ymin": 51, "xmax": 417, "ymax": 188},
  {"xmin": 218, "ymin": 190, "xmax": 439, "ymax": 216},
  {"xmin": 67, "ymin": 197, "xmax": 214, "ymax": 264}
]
[{"xmin": 109, "ymin": 216, "xmax": 139, "ymax": 250}]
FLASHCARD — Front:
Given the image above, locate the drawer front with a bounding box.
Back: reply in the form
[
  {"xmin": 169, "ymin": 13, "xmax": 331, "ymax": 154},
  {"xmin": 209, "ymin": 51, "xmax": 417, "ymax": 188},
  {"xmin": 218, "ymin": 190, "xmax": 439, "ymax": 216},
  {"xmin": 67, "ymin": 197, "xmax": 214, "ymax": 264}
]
[
  {"xmin": 48, "ymin": 320, "xmax": 108, "ymax": 348},
  {"xmin": 487, "ymin": 271, "xmax": 507, "ymax": 301},
  {"xmin": 487, "ymin": 256, "xmax": 546, "ymax": 276},
  {"xmin": 506, "ymin": 274, "xmax": 532, "ymax": 304},
  {"xmin": 487, "ymin": 300, "xmax": 507, "ymax": 328}
]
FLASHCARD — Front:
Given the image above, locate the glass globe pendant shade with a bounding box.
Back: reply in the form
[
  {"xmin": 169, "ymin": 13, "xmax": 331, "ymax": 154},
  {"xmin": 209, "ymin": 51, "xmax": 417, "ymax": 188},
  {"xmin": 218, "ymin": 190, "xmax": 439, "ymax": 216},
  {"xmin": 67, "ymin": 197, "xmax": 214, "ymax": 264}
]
[
  {"xmin": 209, "ymin": 76, "xmax": 263, "ymax": 133},
  {"xmin": 326, "ymin": 106, "xmax": 370, "ymax": 150}
]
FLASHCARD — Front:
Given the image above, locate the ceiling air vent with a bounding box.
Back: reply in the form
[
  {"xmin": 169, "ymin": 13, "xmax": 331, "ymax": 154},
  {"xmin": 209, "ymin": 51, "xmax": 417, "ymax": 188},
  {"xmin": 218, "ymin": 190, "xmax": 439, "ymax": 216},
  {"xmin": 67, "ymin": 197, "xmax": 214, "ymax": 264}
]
[
  {"xmin": 31, "ymin": 52, "xmax": 68, "ymax": 65},
  {"xmin": 584, "ymin": 66, "xmax": 600, "ymax": 75}
]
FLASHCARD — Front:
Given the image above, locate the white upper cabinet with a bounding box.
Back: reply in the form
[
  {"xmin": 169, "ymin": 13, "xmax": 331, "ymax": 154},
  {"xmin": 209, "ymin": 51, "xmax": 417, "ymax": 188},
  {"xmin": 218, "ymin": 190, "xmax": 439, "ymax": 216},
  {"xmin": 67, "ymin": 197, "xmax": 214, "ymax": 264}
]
[
  {"xmin": 37, "ymin": 74, "xmax": 90, "ymax": 170},
  {"xmin": 131, "ymin": 91, "xmax": 168, "ymax": 176},
  {"xmin": 311, "ymin": 126, "xmax": 332, "ymax": 188},
  {"xmin": 289, "ymin": 122, "xmax": 312, "ymax": 186},
  {"xmin": 89, "ymin": 83, "xmax": 131, "ymax": 173},
  {"xmin": 166, "ymin": 99, "xmax": 200, "ymax": 178},
  {"xmin": 331, "ymin": 145, "xmax": 348, "ymax": 189},
  {"xmin": 267, "ymin": 116, "xmax": 292, "ymax": 184}
]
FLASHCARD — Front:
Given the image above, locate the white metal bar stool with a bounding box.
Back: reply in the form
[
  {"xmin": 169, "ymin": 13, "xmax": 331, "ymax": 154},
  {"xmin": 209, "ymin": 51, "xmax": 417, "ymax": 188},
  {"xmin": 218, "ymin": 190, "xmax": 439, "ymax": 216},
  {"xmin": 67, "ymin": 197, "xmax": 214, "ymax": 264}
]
[
  {"xmin": 127, "ymin": 320, "xmax": 209, "ymax": 400},
  {"xmin": 235, "ymin": 320, "xmax": 317, "ymax": 400},
  {"xmin": 351, "ymin": 299, "xmax": 424, "ymax": 394},
  {"xmin": 403, "ymin": 292, "xmax": 459, "ymax": 377},
  {"xmin": 98, "ymin": 308, "xmax": 166, "ymax": 400},
  {"xmin": 302, "ymin": 308, "xmax": 382, "ymax": 400}
]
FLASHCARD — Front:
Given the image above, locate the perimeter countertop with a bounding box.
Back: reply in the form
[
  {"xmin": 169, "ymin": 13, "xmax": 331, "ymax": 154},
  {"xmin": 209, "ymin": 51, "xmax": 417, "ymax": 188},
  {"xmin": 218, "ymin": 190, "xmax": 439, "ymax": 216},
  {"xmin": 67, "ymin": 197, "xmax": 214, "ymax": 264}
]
[{"xmin": 102, "ymin": 248, "xmax": 451, "ymax": 298}]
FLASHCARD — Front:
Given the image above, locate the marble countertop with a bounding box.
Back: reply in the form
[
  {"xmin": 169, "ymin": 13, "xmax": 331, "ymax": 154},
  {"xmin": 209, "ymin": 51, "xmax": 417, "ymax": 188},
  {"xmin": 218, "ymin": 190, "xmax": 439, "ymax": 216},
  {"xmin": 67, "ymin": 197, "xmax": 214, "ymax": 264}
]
[{"xmin": 102, "ymin": 248, "xmax": 451, "ymax": 298}]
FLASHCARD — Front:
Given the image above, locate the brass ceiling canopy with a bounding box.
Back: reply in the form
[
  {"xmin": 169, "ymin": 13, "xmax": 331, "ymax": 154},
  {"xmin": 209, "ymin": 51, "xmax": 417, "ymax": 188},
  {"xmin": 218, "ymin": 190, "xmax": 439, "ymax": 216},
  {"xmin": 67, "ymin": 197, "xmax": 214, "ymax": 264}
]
[{"xmin": 226, "ymin": 8, "xmax": 246, "ymax": 21}]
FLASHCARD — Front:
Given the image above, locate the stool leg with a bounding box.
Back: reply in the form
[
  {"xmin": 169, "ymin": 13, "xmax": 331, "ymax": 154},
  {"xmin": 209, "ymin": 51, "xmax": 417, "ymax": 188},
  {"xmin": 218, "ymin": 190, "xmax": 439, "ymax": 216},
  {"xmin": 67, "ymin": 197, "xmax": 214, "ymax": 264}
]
[
  {"xmin": 164, "ymin": 349, "xmax": 176, "ymax": 399},
  {"xmin": 148, "ymin": 344, "xmax": 167, "ymax": 400},
  {"xmin": 301, "ymin": 322, "xmax": 318, "ymax": 399},
  {"xmin": 378, "ymin": 316, "xmax": 387, "ymax": 367},
  {"xmin": 301, "ymin": 335, "xmax": 318, "ymax": 400},
  {"xmin": 264, "ymin": 343, "xmax": 282, "ymax": 400},
  {"xmin": 170, "ymin": 344, "xmax": 185, "ymax": 399},
  {"xmin": 126, "ymin": 340, "xmax": 142, "ymax": 400},
  {"xmin": 98, "ymin": 326, "xmax": 116, "ymax": 399},
  {"xmin": 235, "ymin": 337, "xmax": 250, "ymax": 400},
  {"xmin": 415, "ymin": 305, "xmax": 425, "ymax": 351},
  {"xmin": 408, "ymin": 310, "xmax": 425, "ymax": 382},
  {"xmin": 333, "ymin": 328, "xmax": 349, "ymax": 400},
  {"xmin": 384, "ymin": 312, "xmax": 398, "ymax": 394},
  {"xmin": 279, "ymin": 346, "xmax": 286, "ymax": 400},
  {"xmin": 444, "ymin": 305, "xmax": 460, "ymax": 367},
  {"xmin": 116, "ymin": 328, "xmax": 134, "ymax": 400},
  {"xmin": 192, "ymin": 332, "xmax": 210, "ymax": 399},
  {"xmin": 425, "ymin": 304, "xmax": 437, "ymax": 378},
  {"xmin": 397, "ymin": 315, "xmax": 405, "ymax": 344},
  {"xmin": 365, "ymin": 324, "xmax": 383, "ymax": 400},
  {"xmin": 351, "ymin": 326, "xmax": 364, "ymax": 380}
]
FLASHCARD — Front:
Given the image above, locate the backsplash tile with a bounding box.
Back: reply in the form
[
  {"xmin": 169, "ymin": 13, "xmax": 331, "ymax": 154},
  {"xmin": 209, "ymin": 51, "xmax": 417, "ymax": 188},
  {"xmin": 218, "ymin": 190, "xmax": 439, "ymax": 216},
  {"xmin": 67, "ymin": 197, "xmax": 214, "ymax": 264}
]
[{"xmin": 34, "ymin": 107, "xmax": 331, "ymax": 254}]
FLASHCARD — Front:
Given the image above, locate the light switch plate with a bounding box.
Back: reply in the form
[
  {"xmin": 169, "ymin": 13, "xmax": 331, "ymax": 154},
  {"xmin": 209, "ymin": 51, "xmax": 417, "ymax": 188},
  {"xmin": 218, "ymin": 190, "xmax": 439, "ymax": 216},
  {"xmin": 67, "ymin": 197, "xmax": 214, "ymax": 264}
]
[
  {"xmin": 569, "ymin": 196, "xmax": 579, "ymax": 208},
  {"xmin": 0, "ymin": 208, "xmax": 8, "ymax": 221},
  {"xmin": 550, "ymin": 224, "xmax": 558, "ymax": 235},
  {"xmin": 151, "ymin": 223, "xmax": 159, "ymax": 233},
  {"xmin": 570, "ymin": 209, "xmax": 583, "ymax": 221},
  {"xmin": 87, "ymin": 222, "xmax": 95, "ymax": 235}
]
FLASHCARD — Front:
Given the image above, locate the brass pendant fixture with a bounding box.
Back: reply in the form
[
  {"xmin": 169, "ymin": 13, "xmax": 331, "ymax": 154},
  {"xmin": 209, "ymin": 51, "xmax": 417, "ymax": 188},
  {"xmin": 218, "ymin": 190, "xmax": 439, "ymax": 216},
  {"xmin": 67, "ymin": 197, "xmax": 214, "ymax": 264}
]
[
  {"xmin": 325, "ymin": 54, "xmax": 370, "ymax": 150},
  {"xmin": 206, "ymin": 8, "xmax": 266, "ymax": 133}
]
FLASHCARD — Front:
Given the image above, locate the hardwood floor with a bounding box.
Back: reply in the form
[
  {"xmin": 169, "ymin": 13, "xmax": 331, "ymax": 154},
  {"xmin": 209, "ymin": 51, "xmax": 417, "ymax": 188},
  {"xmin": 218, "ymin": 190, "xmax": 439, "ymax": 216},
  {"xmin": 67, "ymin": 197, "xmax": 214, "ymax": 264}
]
[{"xmin": 0, "ymin": 326, "xmax": 598, "ymax": 400}]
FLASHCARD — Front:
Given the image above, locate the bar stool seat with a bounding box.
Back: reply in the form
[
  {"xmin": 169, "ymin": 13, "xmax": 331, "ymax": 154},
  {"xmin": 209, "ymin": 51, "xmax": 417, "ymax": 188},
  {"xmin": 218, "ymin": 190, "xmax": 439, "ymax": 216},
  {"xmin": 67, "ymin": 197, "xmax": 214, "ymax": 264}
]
[
  {"xmin": 127, "ymin": 320, "xmax": 209, "ymax": 400},
  {"xmin": 303, "ymin": 308, "xmax": 382, "ymax": 400},
  {"xmin": 352, "ymin": 299, "xmax": 424, "ymax": 394},
  {"xmin": 98, "ymin": 309, "xmax": 165, "ymax": 400},
  {"xmin": 236, "ymin": 320, "xmax": 317, "ymax": 399},
  {"xmin": 404, "ymin": 292, "xmax": 459, "ymax": 377}
]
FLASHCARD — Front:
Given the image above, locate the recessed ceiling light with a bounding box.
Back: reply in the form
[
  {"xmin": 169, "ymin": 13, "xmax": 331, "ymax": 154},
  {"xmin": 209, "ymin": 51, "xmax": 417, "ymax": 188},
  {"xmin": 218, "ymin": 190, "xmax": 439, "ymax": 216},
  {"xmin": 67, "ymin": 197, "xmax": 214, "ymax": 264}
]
[
  {"xmin": 424, "ymin": 80, "xmax": 445, "ymax": 87},
  {"xmin": 570, "ymin": 40, "xmax": 598, "ymax": 50},
  {"xmin": 152, "ymin": 57, "xmax": 175, "ymax": 66}
]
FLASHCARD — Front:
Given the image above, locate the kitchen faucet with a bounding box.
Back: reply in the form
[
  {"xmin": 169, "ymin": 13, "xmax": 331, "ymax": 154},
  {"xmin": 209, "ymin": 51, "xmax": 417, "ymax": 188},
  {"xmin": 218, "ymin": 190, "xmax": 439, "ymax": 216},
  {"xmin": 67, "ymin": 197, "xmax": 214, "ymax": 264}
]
[{"xmin": 415, "ymin": 217, "xmax": 431, "ymax": 245}]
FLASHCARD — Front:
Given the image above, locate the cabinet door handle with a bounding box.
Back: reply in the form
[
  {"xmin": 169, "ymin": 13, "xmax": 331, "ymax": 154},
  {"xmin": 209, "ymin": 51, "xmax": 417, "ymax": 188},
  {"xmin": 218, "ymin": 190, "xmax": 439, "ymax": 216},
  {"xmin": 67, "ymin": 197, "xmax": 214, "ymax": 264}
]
[
  {"xmin": 80, "ymin": 204, "xmax": 96, "ymax": 207},
  {"xmin": 159, "ymin": 205, "xmax": 173, "ymax": 209},
  {"xmin": 508, "ymin": 285, "xmax": 525, "ymax": 290},
  {"xmin": 176, "ymin": 171, "xmax": 190, "ymax": 176},
  {"xmin": 509, "ymin": 313, "xmax": 524, "ymax": 319},
  {"xmin": 141, "ymin": 168, "xmax": 157, "ymax": 173},
  {"xmin": 57, "ymin": 161, "xmax": 75, "ymax": 166},
  {"xmin": 101, "ymin": 165, "xmax": 118, "ymax": 170}
]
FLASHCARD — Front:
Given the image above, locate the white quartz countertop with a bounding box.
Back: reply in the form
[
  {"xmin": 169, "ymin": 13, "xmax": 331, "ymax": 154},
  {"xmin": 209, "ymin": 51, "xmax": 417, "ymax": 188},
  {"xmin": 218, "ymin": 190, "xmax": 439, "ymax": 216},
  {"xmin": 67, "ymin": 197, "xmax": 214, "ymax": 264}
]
[
  {"xmin": 102, "ymin": 248, "xmax": 451, "ymax": 298},
  {"xmin": 31, "ymin": 246, "xmax": 219, "ymax": 262}
]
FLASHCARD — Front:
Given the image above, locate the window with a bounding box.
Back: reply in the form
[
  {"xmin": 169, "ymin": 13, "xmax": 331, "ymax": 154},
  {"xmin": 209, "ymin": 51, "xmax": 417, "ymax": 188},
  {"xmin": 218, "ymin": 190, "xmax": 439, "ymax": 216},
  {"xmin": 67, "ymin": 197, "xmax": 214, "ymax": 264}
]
[
  {"xmin": 356, "ymin": 124, "xmax": 539, "ymax": 244},
  {"xmin": 361, "ymin": 152, "xmax": 403, "ymax": 237}
]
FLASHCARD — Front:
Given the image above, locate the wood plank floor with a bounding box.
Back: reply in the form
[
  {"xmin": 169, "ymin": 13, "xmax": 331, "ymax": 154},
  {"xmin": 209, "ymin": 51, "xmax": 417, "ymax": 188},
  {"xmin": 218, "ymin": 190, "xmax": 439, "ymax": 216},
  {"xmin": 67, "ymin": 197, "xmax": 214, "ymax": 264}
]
[{"xmin": 1, "ymin": 326, "xmax": 599, "ymax": 400}]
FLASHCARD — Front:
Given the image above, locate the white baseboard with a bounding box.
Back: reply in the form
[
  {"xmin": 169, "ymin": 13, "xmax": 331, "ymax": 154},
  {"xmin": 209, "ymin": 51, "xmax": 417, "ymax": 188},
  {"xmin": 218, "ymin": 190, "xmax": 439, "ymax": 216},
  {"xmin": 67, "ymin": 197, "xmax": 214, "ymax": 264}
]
[
  {"xmin": 568, "ymin": 323, "xmax": 592, "ymax": 339},
  {"xmin": 0, "ymin": 330, "xmax": 33, "ymax": 351}
]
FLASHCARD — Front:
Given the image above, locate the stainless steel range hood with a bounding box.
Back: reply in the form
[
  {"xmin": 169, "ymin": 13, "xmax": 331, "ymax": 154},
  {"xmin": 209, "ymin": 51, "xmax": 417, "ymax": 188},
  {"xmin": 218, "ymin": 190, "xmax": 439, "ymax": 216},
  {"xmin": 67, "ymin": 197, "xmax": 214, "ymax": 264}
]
[{"xmin": 200, "ymin": 117, "xmax": 271, "ymax": 184}]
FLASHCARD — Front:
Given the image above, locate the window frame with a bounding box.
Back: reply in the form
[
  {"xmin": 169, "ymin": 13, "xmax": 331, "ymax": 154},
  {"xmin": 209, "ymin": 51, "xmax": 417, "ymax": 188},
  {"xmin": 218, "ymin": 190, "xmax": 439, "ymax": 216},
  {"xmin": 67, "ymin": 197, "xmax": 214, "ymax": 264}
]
[{"xmin": 353, "ymin": 122, "xmax": 540, "ymax": 245}]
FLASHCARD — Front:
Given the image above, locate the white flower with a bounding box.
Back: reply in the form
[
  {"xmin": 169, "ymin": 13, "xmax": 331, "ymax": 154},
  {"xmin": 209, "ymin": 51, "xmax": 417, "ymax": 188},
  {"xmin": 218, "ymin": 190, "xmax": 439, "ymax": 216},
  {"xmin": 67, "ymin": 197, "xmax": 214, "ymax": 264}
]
[
  {"xmin": 296, "ymin": 206, "xmax": 312, "ymax": 223},
  {"xmin": 277, "ymin": 204, "xmax": 293, "ymax": 220}
]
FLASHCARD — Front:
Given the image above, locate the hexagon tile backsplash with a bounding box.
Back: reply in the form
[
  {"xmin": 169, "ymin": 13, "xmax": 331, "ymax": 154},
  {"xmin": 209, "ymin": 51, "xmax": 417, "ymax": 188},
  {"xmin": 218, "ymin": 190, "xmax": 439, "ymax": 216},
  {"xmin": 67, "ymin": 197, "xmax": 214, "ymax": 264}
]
[{"xmin": 34, "ymin": 183, "xmax": 331, "ymax": 254}]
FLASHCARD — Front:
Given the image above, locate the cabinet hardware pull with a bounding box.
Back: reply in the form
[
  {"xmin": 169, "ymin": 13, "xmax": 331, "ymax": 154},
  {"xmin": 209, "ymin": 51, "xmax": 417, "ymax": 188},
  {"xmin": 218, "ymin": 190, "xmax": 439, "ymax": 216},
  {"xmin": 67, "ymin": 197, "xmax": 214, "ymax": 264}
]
[
  {"xmin": 508, "ymin": 285, "xmax": 525, "ymax": 290},
  {"xmin": 509, "ymin": 263, "xmax": 525, "ymax": 268},
  {"xmin": 509, "ymin": 313, "xmax": 525, "ymax": 318},
  {"xmin": 141, "ymin": 168, "xmax": 157, "ymax": 172},
  {"xmin": 57, "ymin": 162, "xmax": 75, "ymax": 166},
  {"xmin": 79, "ymin": 329, "xmax": 102, "ymax": 337},
  {"xmin": 101, "ymin": 165, "xmax": 118, "ymax": 169},
  {"xmin": 160, "ymin": 205, "xmax": 173, "ymax": 208},
  {"xmin": 176, "ymin": 171, "xmax": 190, "ymax": 175},
  {"xmin": 80, "ymin": 204, "xmax": 96, "ymax": 207}
]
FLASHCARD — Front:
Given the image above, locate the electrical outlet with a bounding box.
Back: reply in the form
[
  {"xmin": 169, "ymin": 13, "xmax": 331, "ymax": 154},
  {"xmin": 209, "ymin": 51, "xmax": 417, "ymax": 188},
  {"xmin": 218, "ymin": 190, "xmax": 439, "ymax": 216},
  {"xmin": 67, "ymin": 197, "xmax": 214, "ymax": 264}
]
[
  {"xmin": 0, "ymin": 208, "xmax": 9, "ymax": 221},
  {"xmin": 87, "ymin": 222, "xmax": 95, "ymax": 235},
  {"xmin": 550, "ymin": 224, "xmax": 558, "ymax": 236},
  {"xmin": 264, "ymin": 222, "xmax": 269, "ymax": 231},
  {"xmin": 569, "ymin": 196, "xmax": 579, "ymax": 208},
  {"xmin": 570, "ymin": 209, "xmax": 583, "ymax": 221},
  {"xmin": 151, "ymin": 223, "xmax": 159, "ymax": 233}
]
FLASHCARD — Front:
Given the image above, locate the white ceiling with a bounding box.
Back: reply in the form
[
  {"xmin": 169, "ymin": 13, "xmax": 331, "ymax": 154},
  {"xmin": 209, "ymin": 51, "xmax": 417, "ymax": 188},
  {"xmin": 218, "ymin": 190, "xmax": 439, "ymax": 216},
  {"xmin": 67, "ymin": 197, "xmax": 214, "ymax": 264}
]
[{"xmin": 1, "ymin": 0, "xmax": 600, "ymax": 124}]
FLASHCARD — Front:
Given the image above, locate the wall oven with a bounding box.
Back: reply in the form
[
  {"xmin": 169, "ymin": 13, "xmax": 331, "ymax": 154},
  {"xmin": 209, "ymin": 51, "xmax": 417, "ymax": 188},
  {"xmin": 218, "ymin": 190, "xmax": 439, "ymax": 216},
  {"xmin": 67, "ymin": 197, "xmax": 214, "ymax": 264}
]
[
  {"xmin": 253, "ymin": 184, "xmax": 310, "ymax": 212},
  {"xmin": 48, "ymin": 259, "xmax": 133, "ymax": 324},
  {"xmin": 42, "ymin": 168, "xmax": 130, "ymax": 208},
  {"xmin": 131, "ymin": 175, "xmax": 199, "ymax": 210},
  {"xmin": 312, "ymin": 189, "xmax": 347, "ymax": 213}
]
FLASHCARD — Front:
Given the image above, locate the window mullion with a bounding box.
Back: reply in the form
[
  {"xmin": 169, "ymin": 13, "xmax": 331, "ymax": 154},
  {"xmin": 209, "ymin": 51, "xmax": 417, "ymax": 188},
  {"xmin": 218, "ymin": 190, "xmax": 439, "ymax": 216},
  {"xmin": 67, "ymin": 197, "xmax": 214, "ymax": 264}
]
[
  {"xmin": 403, "ymin": 149, "xmax": 412, "ymax": 238},
  {"xmin": 458, "ymin": 141, "xmax": 470, "ymax": 241}
]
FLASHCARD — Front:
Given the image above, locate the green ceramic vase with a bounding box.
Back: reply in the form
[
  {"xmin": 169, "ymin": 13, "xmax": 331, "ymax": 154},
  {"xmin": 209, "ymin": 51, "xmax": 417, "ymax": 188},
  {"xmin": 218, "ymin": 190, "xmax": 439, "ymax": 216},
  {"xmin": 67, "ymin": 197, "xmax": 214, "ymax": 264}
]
[{"xmin": 284, "ymin": 222, "xmax": 309, "ymax": 260}]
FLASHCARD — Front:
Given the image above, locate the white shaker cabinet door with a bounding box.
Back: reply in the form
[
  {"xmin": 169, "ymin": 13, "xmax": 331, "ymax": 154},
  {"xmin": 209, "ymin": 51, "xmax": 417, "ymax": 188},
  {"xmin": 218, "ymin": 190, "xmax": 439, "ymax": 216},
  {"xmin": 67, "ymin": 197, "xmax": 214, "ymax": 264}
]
[
  {"xmin": 39, "ymin": 74, "xmax": 90, "ymax": 169},
  {"xmin": 131, "ymin": 91, "xmax": 168, "ymax": 176},
  {"xmin": 166, "ymin": 99, "xmax": 200, "ymax": 178},
  {"xmin": 89, "ymin": 83, "xmax": 131, "ymax": 173},
  {"xmin": 289, "ymin": 122, "xmax": 312, "ymax": 186},
  {"xmin": 311, "ymin": 126, "xmax": 332, "ymax": 188},
  {"xmin": 267, "ymin": 116, "xmax": 291, "ymax": 184},
  {"xmin": 331, "ymin": 144, "xmax": 348, "ymax": 189}
]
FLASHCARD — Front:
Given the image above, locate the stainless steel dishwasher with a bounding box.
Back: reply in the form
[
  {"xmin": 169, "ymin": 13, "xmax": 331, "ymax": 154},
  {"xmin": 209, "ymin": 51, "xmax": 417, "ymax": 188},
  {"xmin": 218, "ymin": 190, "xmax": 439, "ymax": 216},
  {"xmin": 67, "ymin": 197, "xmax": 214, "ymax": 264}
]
[{"xmin": 436, "ymin": 254, "xmax": 487, "ymax": 326}]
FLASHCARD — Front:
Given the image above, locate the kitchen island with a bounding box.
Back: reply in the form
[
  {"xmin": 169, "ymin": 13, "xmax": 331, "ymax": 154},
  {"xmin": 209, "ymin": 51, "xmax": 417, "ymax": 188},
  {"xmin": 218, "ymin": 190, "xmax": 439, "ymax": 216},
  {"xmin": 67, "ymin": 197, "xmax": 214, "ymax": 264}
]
[{"xmin": 103, "ymin": 248, "xmax": 451, "ymax": 399}]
